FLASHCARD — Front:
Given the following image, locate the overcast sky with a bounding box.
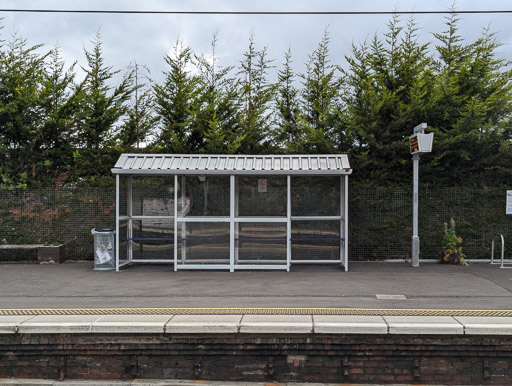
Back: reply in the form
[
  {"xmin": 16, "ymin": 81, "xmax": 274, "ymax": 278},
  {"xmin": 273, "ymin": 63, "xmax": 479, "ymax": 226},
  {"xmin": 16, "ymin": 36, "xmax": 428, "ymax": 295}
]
[{"xmin": 1, "ymin": 0, "xmax": 511, "ymax": 84}]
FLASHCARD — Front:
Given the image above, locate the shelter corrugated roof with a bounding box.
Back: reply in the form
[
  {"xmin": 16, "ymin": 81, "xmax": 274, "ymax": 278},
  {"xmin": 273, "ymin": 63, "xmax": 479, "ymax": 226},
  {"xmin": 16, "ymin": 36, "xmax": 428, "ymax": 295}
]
[{"xmin": 112, "ymin": 154, "xmax": 351, "ymax": 176}]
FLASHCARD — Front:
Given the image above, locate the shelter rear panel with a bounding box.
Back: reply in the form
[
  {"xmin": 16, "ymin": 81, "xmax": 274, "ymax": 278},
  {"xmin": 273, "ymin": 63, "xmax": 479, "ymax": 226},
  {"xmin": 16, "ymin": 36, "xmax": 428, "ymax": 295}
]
[
  {"xmin": 177, "ymin": 176, "xmax": 230, "ymax": 217},
  {"xmin": 237, "ymin": 176, "xmax": 287, "ymax": 217},
  {"xmin": 291, "ymin": 176, "xmax": 340, "ymax": 216},
  {"xmin": 130, "ymin": 176, "xmax": 175, "ymax": 216}
]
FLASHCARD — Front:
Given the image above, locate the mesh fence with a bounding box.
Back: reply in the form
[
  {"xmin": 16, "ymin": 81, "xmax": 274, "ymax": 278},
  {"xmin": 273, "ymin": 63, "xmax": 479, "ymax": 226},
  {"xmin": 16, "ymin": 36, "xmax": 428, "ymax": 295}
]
[
  {"xmin": 349, "ymin": 186, "xmax": 512, "ymax": 260},
  {"xmin": 179, "ymin": 176, "xmax": 230, "ymax": 217},
  {"xmin": 291, "ymin": 177, "xmax": 341, "ymax": 216},
  {"xmin": 238, "ymin": 176, "xmax": 287, "ymax": 217},
  {"xmin": 0, "ymin": 185, "xmax": 510, "ymax": 262},
  {"xmin": 0, "ymin": 188, "xmax": 115, "ymax": 262}
]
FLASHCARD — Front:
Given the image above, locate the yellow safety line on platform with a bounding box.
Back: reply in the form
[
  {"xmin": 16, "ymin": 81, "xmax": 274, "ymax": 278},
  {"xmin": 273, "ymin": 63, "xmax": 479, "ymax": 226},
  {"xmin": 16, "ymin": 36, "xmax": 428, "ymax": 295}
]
[{"xmin": 0, "ymin": 308, "xmax": 512, "ymax": 317}]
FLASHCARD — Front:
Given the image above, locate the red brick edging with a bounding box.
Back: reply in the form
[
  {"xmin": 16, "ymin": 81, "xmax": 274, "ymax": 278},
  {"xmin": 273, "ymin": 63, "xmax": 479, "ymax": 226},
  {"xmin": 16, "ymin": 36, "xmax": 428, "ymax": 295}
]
[{"xmin": 1, "ymin": 333, "xmax": 511, "ymax": 384}]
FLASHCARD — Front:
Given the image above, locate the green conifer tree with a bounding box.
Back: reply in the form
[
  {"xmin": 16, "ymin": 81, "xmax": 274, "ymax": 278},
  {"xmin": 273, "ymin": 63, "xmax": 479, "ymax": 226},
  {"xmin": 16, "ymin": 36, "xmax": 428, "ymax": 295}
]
[
  {"xmin": 0, "ymin": 34, "xmax": 47, "ymax": 188},
  {"xmin": 344, "ymin": 16, "xmax": 435, "ymax": 184},
  {"xmin": 117, "ymin": 61, "xmax": 155, "ymax": 152},
  {"xmin": 38, "ymin": 46, "xmax": 78, "ymax": 186},
  {"xmin": 73, "ymin": 30, "xmax": 134, "ymax": 186},
  {"xmin": 275, "ymin": 48, "xmax": 300, "ymax": 151},
  {"xmin": 153, "ymin": 39, "xmax": 199, "ymax": 153},
  {"xmin": 237, "ymin": 33, "xmax": 275, "ymax": 153},
  {"xmin": 427, "ymin": 12, "xmax": 512, "ymax": 185},
  {"xmin": 295, "ymin": 29, "xmax": 345, "ymax": 154},
  {"xmin": 194, "ymin": 32, "xmax": 242, "ymax": 154}
]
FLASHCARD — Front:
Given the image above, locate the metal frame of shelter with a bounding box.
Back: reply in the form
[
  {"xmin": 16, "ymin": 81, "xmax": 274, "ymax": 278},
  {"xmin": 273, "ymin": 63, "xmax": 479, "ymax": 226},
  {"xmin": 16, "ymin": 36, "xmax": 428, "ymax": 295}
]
[{"xmin": 112, "ymin": 154, "xmax": 352, "ymax": 272}]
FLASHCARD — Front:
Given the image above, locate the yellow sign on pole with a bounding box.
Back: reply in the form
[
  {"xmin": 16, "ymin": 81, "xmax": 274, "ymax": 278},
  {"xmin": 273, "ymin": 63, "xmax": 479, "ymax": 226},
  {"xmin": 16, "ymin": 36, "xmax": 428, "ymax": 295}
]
[
  {"xmin": 410, "ymin": 136, "xmax": 419, "ymax": 153},
  {"xmin": 409, "ymin": 133, "xmax": 433, "ymax": 154}
]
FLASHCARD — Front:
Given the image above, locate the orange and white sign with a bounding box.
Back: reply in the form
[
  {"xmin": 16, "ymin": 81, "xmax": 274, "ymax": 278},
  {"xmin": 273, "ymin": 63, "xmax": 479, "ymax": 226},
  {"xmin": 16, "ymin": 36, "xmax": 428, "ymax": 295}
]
[{"xmin": 258, "ymin": 179, "xmax": 267, "ymax": 193}]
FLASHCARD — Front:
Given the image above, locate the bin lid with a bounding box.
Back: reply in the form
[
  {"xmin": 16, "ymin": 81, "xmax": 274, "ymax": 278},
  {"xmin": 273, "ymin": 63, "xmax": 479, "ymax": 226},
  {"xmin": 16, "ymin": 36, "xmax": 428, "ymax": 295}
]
[{"xmin": 94, "ymin": 227, "xmax": 114, "ymax": 232}]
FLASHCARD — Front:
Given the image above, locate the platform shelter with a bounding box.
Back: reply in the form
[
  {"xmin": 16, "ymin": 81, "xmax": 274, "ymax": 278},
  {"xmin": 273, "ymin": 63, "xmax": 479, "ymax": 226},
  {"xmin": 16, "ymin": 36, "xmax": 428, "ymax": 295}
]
[{"xmin": 112, "ymin": 154, "xmax": 352, "ymax": 272}]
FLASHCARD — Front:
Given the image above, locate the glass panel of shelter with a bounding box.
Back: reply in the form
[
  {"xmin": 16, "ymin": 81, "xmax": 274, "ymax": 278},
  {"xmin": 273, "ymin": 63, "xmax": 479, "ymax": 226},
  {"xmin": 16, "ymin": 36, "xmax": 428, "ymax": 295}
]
[
  {"xmin": 291, "ymin": 176, "xmax": 340, "ymax": 216},
  {"xmin": 234, "ymin": 176, "xmax": 288, "ymax": 267},
  {"xmin": 235, "ymin": 222, "xmax": 287, "ymax": 265},
  {"xmin": 118, "ymin": 219, "xmax": 129, "ymax": 266},
  {"xmin": 119, "ymin": 176, "xmax": 175, "ymax": 265},
  {"xmin": 116, "ymin": 176, "xmax": 129, "ymax": 268},
  {"xmin": 119, "ymin": 173, "xmax": 345, "ymax": 270},
  {"xmin": 237, "ymin": 176, "xmax": 287, "ymax": 217},
  {"xmin": 176, "ymin": 176, "xmax": 230, "ymax": 268},
  {"xmin": 290, "ymin": 176, "xmax": 344, "ymax": 264},
  {"xmin": 132, "ymin": 218, "xmax": 174, "ymax": 261},
  {"xmin": 175, "ymin": 175, "xmax": 288, "ymax": 268}
]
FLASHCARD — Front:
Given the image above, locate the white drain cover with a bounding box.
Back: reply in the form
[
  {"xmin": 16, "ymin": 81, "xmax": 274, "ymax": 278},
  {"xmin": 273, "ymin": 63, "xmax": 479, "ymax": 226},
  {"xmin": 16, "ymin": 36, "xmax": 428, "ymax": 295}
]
[{"xmin": 376, "ymin": 294, "xmax": 407, "ymax": 300}]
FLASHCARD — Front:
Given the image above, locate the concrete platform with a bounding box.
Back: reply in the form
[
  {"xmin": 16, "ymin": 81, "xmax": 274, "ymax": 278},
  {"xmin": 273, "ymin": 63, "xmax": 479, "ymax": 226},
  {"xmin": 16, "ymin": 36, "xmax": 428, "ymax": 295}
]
[
  {"xmin": 2, "ymin": 313, "xmax": 512, "ymax": 335},
  {"xmin": 1, "ymin": 262, "xmax": 510, "ymax": 385},
  {"xmin": 0, "ymin": 261, "xmax": 510, "ymax": 310}
]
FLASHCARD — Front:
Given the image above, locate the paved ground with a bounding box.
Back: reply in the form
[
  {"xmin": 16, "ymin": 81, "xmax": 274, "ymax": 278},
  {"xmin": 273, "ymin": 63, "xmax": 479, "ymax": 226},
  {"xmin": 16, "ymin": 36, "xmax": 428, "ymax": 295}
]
[{"xmin": 0, "ymin": 261, "xmax": 510, "ymax": 310}]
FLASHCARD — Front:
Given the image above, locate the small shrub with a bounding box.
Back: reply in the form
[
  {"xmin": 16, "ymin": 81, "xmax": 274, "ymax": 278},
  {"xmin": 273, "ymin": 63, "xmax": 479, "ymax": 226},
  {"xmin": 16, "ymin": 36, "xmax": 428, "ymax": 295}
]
[{"xmin": 441, "ymin": 218, "xmax": 468, "ymax": 265}]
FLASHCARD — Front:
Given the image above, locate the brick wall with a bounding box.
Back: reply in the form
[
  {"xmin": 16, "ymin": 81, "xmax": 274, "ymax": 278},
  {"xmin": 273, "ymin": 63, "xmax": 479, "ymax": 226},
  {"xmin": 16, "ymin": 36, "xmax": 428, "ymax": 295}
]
[{"xmin": 0, "ymin": 333, "xmax": 511, "ymax": 384}]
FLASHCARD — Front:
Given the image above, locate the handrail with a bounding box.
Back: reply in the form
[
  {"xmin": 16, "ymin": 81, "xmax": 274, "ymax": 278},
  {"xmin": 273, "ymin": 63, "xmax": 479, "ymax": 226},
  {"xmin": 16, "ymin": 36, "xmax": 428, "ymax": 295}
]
[
  {"xmin": 490, "ymin": 233, "xmax": 504, "ymax": 265},
  {"xmin": 491, "ymin": 233, "xmax": 511, "ymax": 269}
]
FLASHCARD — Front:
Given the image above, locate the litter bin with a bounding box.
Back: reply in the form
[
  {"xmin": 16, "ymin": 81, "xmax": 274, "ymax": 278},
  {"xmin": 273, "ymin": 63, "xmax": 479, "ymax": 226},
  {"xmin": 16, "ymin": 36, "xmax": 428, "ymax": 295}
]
[{"xmin": 91, "ymin": 228, "xmax": 115, "ymax": 270}]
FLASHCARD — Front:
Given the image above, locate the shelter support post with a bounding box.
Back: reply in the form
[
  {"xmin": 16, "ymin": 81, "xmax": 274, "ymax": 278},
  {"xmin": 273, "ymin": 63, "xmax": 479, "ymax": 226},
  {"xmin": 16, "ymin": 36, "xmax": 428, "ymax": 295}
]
[
  {"xmin": 230, "ymin": 175, "xmax": 235, "ymax": 272},
  {"xmin": 286, "ymin": 175, "xmax": 291, "ymax": 272},
  {"xmin": 343, "ymin": 175, "xmax": 349, "ymax": 271},
  {"xmin": 339, "ymin": 175, "xmax": 344, "ymax": 268},
  {"xmin": 115, "ymin": 174, "xmax": 120, "ymax": 272},
  {"xmin": 174, "ymin": 175, "xmax": 178, "ymax": 271},
  {"xmin": 127, "ymin": 175, "xmax": 133, "ymax": 263},
  {"xmin": 234, "ymin": 177, "xmax": 239, "ymax": 265},
  {"xmin": 181, "ymin": 176, "xmax": 186, "ymax": 263}
]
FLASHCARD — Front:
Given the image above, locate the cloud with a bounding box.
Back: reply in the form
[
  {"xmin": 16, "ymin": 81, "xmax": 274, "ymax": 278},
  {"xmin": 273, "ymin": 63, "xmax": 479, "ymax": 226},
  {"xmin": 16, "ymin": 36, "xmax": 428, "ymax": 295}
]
[{"xmin": 1, "ymin": 0, "xmax": 510, "ymax": 84}]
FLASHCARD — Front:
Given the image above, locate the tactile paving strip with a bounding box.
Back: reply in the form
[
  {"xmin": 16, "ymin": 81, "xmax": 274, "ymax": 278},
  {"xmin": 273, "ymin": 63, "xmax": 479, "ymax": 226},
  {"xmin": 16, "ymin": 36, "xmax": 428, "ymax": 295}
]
[{"xmin": 1, "ymin": 308, "xmax": 512, "ymax": 317}]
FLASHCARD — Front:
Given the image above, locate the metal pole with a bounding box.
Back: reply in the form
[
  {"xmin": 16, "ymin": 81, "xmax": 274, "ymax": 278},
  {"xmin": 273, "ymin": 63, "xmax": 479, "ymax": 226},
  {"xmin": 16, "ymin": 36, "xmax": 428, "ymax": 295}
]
[
  {"xmin": 115, "ymin": 174, "xmax": 120, "ymax": 272},
  {"xmin": 339, "ymin": 175, "xmax": 343, "ymax": 268},
  {"xmin": 412, "ymin": 153, "xmax": 420, "ymax": 267},
  {"xmin": 234, "ymin": 176, "xmax": 239, "ymax": 265},
  {"xmin": 181, "ymin": 176, "xmax": 186, "ymax": 263},
  {"xmin": 344, "ymin": 175, "xmax": 349, "ymax": 272},
  {"xmin": 127, "ymin": 175, "xmax": 133, "ymax": 263},
  {"xmin": 174, "ymin": 175, "xmax": 178, "ymax": 271},
  {"xmin": 230, "ymin": 175, "xmax": 235, "ymax": 272},
  {"xmin": 286, "ymin": 175, "xmax": 291, "ymax": 272}
]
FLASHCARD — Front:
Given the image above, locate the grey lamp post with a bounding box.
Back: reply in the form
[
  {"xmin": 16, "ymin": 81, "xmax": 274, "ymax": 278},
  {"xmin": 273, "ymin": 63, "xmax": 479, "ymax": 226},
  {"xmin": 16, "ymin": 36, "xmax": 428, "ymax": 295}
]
[{"xmin": 409, "ymin": 123, "xmax": 433, "ymax": 267}]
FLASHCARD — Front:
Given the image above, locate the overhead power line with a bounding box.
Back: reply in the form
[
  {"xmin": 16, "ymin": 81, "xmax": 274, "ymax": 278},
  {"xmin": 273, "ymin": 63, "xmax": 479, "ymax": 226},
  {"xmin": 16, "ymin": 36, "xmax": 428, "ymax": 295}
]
[{"xmin": 0, "ymin": 9, "xmax": 511, "ymax": 15}]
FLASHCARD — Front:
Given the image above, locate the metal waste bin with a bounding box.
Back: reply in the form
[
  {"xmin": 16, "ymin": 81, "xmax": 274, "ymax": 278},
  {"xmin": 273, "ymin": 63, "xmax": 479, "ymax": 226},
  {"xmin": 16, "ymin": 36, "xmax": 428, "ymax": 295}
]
[{"xmin": 91, "ymin": 228, "xmax": 115, "ymax": 270}]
